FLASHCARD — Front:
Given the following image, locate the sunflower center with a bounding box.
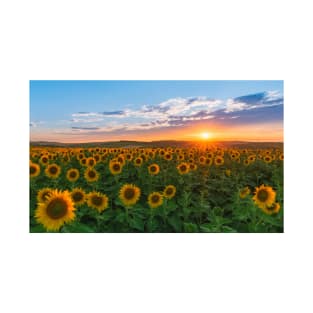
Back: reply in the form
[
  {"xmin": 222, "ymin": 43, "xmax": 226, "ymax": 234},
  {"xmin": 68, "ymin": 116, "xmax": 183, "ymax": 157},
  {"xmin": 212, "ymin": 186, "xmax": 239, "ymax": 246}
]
[
  {"xmin": 91, "ymin": 195, "xmax": 103, "ymax": 206},
  {"xmin": 136, "ymin": 159, "xmax": 141, "ymax": 164},
  {"xmin": 257, "ymin": 190, "xmax": 269, "ymax": 202},
  {"xmin": 30, "ymin": 166, "xmax": 36, "ymax": 174},
  {"xmin": 180, "ymin": 165, "xmax": 187, "ymax": 171},
  {"xmin": 89, "ymin": 160, "xmax": 95, "ymax": 166},
  {"xmin": 151, "ymin": 195, "xmax": 160, "ymax": 203},
  {"xmin": 88, "ymin": 170, "xmax": 96, "ymax": 178},
  {"xmin": 113, "ymin": 164, "xmax": 120, "ymax": 171},
  {"xmin": 72, "ymin": 192, "xmax": 83, "ymax": 202},
  {"xmin": 124, "ymin": 188, "xmax": 135, "ymax": 200},
  {"xmin": 42, "ymin": 157, "xmax": 48, "ymax": 163},
  {"xmin": 150, "ymin": 166, "xmax": 157, "ymax": 172},
  {"xmin": 166, "ymin": 188, "xmax": 174, "ymax": 195},
  {"xmin": 46, "ymin": 198, "xmax": 68, "ymax": 219},
  {"xmin": 69, "ymin": 171, "xmax": 77, "ymax": 178},
  {"xmin": 49, "ymin": 166, "xmax": 58, "ymax": 174}
]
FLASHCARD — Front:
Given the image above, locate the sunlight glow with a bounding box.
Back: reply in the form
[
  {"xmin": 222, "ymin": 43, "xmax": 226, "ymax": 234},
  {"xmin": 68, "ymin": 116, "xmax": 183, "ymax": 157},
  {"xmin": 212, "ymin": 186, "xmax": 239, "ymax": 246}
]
[{"xmin": 200, "ymin": 132, "xmax": 211, "ymax": 140}]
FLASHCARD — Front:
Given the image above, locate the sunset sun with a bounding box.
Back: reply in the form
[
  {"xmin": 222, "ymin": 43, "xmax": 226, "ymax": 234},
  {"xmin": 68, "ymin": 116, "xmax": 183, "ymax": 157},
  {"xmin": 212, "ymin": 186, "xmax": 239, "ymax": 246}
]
[{"xmin": 200, "ymin": 132, "xmax": 211, "ymax": 140}]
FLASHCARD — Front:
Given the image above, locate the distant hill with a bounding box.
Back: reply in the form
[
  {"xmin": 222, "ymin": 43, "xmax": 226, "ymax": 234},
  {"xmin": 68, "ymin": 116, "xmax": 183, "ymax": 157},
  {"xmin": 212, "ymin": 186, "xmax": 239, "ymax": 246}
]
[{"xmin": 30, "ymin": 140, "xmax": 283, "ymax": 149}]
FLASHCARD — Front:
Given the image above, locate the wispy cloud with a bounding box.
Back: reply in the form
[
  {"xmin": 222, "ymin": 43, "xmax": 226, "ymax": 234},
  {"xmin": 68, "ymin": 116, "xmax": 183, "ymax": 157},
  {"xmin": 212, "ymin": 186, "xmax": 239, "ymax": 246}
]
[
  {"xmin": 30, "ymin": 121, "xmax": 45, "ymax": 127},
  {"xmin": 53, "ymin": 91, "xmax": 283, "ymax": 136},
  {"xmin": 71, "ymin": 126, "xmax": 101, "ymax": 130},
  {"xmin": 225, "ymin": 91, "xmax": 283, "ymax": 113},
  {"xmin": 70, "ymin": 96, "xmax": 223, "ymax": 123}
]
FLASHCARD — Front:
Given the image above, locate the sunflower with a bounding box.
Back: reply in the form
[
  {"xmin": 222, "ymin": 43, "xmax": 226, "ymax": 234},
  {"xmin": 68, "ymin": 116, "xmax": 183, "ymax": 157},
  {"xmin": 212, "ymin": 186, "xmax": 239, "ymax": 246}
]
[
  {"xmin": 37, "ymin": 187, "xmax": 53, "ymax": 203},
  {"xmin": 177, "ymin": 154, "xmax": 185, "ymax": 161},
  {"xmin": 263, "ymin": 155, "xmax": 273, "ymax": 163},
  {"xmin": 45, "ymin": 163, "xmax": 61, "ymax": 179},
  {"xmin": 117, "ymin": 154, "xmax": 126, "ymax": 165},
  {"xmin": 177, "ymin": 162, "xmax": 190, "ymax": 175},
  {"xmin": 125, "ymin": 153, "xmax": 133, "ymax": 161},
  {"xmin": 35, "ymin": 189, "xmax": 76, "ymax": 231},
  {"xmin": 199, "ymin": 156, "xmax": 206, "ymax": 165},
  {"xmin": 148, "ymin": 151, "xmax": 155, "ymax": 159},
  {"xmin": 243, "ymin": 159, "xmax": 250, "ymax": 166},
  {"xmin": 163, "ymin": 185, "xmax": 176, "ymax": 199},
  {"xmin": 62, "ymin": 154, "xmax": 70, "ymax": 164},
  {"xmin": 70, "ymin": 188, "xmax": 86, "ymax": 206},
  {"xmin": 279, "ymin": 153, "xmax": 284, "ymax": 161},
  {"xmin": 248, "ymin": 155, "xmax": 256, "ymax": 163},
  {"xmin": 148, "ymin": 192, "xmax": 163, "ymax": 209},
  {"xmin": 109, "ymin": 161, "xmax": 123, "ymax": 175},
  {"xmin": 39, "ymin": 155, "xmax": 49, "ymax": 166},
  {"xmin": 189, "ymin": 163, "xmax": 197, "ymax": 171},
  {"xmin": 66, "ymin": 168, "xmax": 80, "ymax": 182},
  {"xmin": 214, "ymin": 156, "xmax": 224, "ymax": 166},
  {"xmin": 87, "ymin": 191, "xmax": 109, "ymax": 213},
  {"xmin": 77, "ymin": 153, "xmax": 85, "ymax": 160},
  {"xmin": 159, "ymin": 149, "xmax": 165, "ymax": 156},
  {"xmin": 80, "ymin": 158, "xmax": 87, "ymax": 166},
  {"xmin": 148, "ymin": 163, "xmax": 160, "ymax": 175},
  {"xmin": 30, "ymin": 162, "xmax": 40, "ymax": 178},
  {"xmin": 239, "ymin": 187, "xmax": 250, "ymax": 199},
  {"xmin": 252, "ymin": 184, "xmax": 276, "ymax": 210},
  {"xmin": 119, "ymin": 184, "xmax": 141, "ymax": 207},
  {"xmin": 134, "ymin": 157, "xmax": 143, "ymax": 167},
  {"xmin": 87, "ymin": 157, "xmax": 96, "ymax": 167},
  {"xmin": 84, "ymin": 167, "xmax": 99, "ymax": 182},
  {"xmin": 261, "ymin": 202, "xmax": 281, "ymax": 215},
  {"xmin": 164, "ymin": 153, "xmax": 173, "ymax": 161},
  {"xmin": 205, "ymin": 158, "xmax": 213, "ymax": 166}
]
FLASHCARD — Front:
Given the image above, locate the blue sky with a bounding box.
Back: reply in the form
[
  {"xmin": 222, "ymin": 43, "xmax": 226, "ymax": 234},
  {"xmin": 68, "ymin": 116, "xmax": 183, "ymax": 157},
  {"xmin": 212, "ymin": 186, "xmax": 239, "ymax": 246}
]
[{"xmin": 30, "ymin": 80, "xmax": 283, "ymax": 142}]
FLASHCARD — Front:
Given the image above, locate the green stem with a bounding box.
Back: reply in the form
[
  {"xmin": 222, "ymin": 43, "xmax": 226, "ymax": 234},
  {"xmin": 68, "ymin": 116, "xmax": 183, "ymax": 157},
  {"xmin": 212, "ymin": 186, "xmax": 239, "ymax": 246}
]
[
  {"xmin": 149, "ymin": 208, "xmax": 154, "ymax": 232},
  {"xmin": 125, "ymin": 206, "xmax": 129, "ymax": 230}
]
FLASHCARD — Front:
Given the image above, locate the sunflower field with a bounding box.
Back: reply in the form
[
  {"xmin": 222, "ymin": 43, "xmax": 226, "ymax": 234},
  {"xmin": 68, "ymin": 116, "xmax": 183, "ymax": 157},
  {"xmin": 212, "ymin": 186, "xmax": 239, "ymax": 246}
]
[{"xmin": 29, "ymin": 145, "xmax": 283, "ymax": 233}]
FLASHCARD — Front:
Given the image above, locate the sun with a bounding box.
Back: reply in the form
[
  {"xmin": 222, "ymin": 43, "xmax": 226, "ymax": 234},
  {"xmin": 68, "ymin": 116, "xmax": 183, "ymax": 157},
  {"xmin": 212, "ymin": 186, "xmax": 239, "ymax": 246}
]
[{"xmin": 200, "ymin": 132, "xmax": 211, "ymax": 140}]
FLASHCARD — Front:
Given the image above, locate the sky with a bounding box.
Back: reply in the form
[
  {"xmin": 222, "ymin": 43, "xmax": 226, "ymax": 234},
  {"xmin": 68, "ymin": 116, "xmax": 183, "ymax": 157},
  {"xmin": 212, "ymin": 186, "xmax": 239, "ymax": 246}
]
[{"xmin": 30, "ymin": 80, "xmax": 283, "ymax": 143}]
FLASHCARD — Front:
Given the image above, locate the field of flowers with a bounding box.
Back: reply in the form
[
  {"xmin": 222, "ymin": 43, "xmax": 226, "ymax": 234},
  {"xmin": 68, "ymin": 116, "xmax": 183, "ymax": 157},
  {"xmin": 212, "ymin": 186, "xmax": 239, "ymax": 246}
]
[{"xmin": 29, "ymin": 144, "xmax": 283, "ymax": 233}]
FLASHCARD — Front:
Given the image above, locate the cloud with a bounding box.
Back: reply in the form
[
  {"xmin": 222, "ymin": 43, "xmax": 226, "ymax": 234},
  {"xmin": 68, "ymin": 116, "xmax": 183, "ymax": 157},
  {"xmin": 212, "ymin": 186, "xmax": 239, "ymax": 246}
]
[
  {"xmin": 72, "ymin": 112, "xmax": 100, "ymax": 117},
  {"xmin": 70, "ymin": 96, "xmax": 223, "ymax": 123},
  {"xmin": 70, "ymin": 117, "xmax": 105, "ymax": 123},
  {"xmin": 225, "ymin": 91, "xmax": 283, "ymax": 113},
  {"xmin": 100, "ymin": 110, "xmax": 125, "ymax": 116},
  {"xmin": 30, "ymin": 121, "xmax": 44, "ymax": 127},
  {"xmin": 65, "ymin": 91, "xmax": 283, "ymax": 134},
  {"xmin": 71, "ymin": 126, "xmax": 101, "ymax": 130}
]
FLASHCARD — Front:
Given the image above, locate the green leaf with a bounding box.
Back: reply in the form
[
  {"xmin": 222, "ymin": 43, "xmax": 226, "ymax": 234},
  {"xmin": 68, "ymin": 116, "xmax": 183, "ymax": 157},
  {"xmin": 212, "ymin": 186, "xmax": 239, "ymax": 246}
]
[
  {"xmin": 65, "ymin": 223, "xmax": 95, "ymax": 233},
  {"xmin": 200, "ymin": 223, "xmax": 214, "ymax": 233},
  {"xmin": 30, "ymin": 224, "xmax": 46, "ymax": 233},
  {"xmin": 183, "ymin": 223, "xmax": 198, "ymax": 233},
  {"xmin": 168, "ymin": 216, "xmax": 182, "ymax": 232},
  {"xmin": 129, "ymin": 217, "xmax": 145, "ymax": 232}
]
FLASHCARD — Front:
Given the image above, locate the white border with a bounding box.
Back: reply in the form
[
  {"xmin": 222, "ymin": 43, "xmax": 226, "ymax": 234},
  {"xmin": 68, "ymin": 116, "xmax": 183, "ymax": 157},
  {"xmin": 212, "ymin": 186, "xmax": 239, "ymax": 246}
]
[{"xmin": 1, "ymin": 1, "xmax": 312, "ymax": 312}]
